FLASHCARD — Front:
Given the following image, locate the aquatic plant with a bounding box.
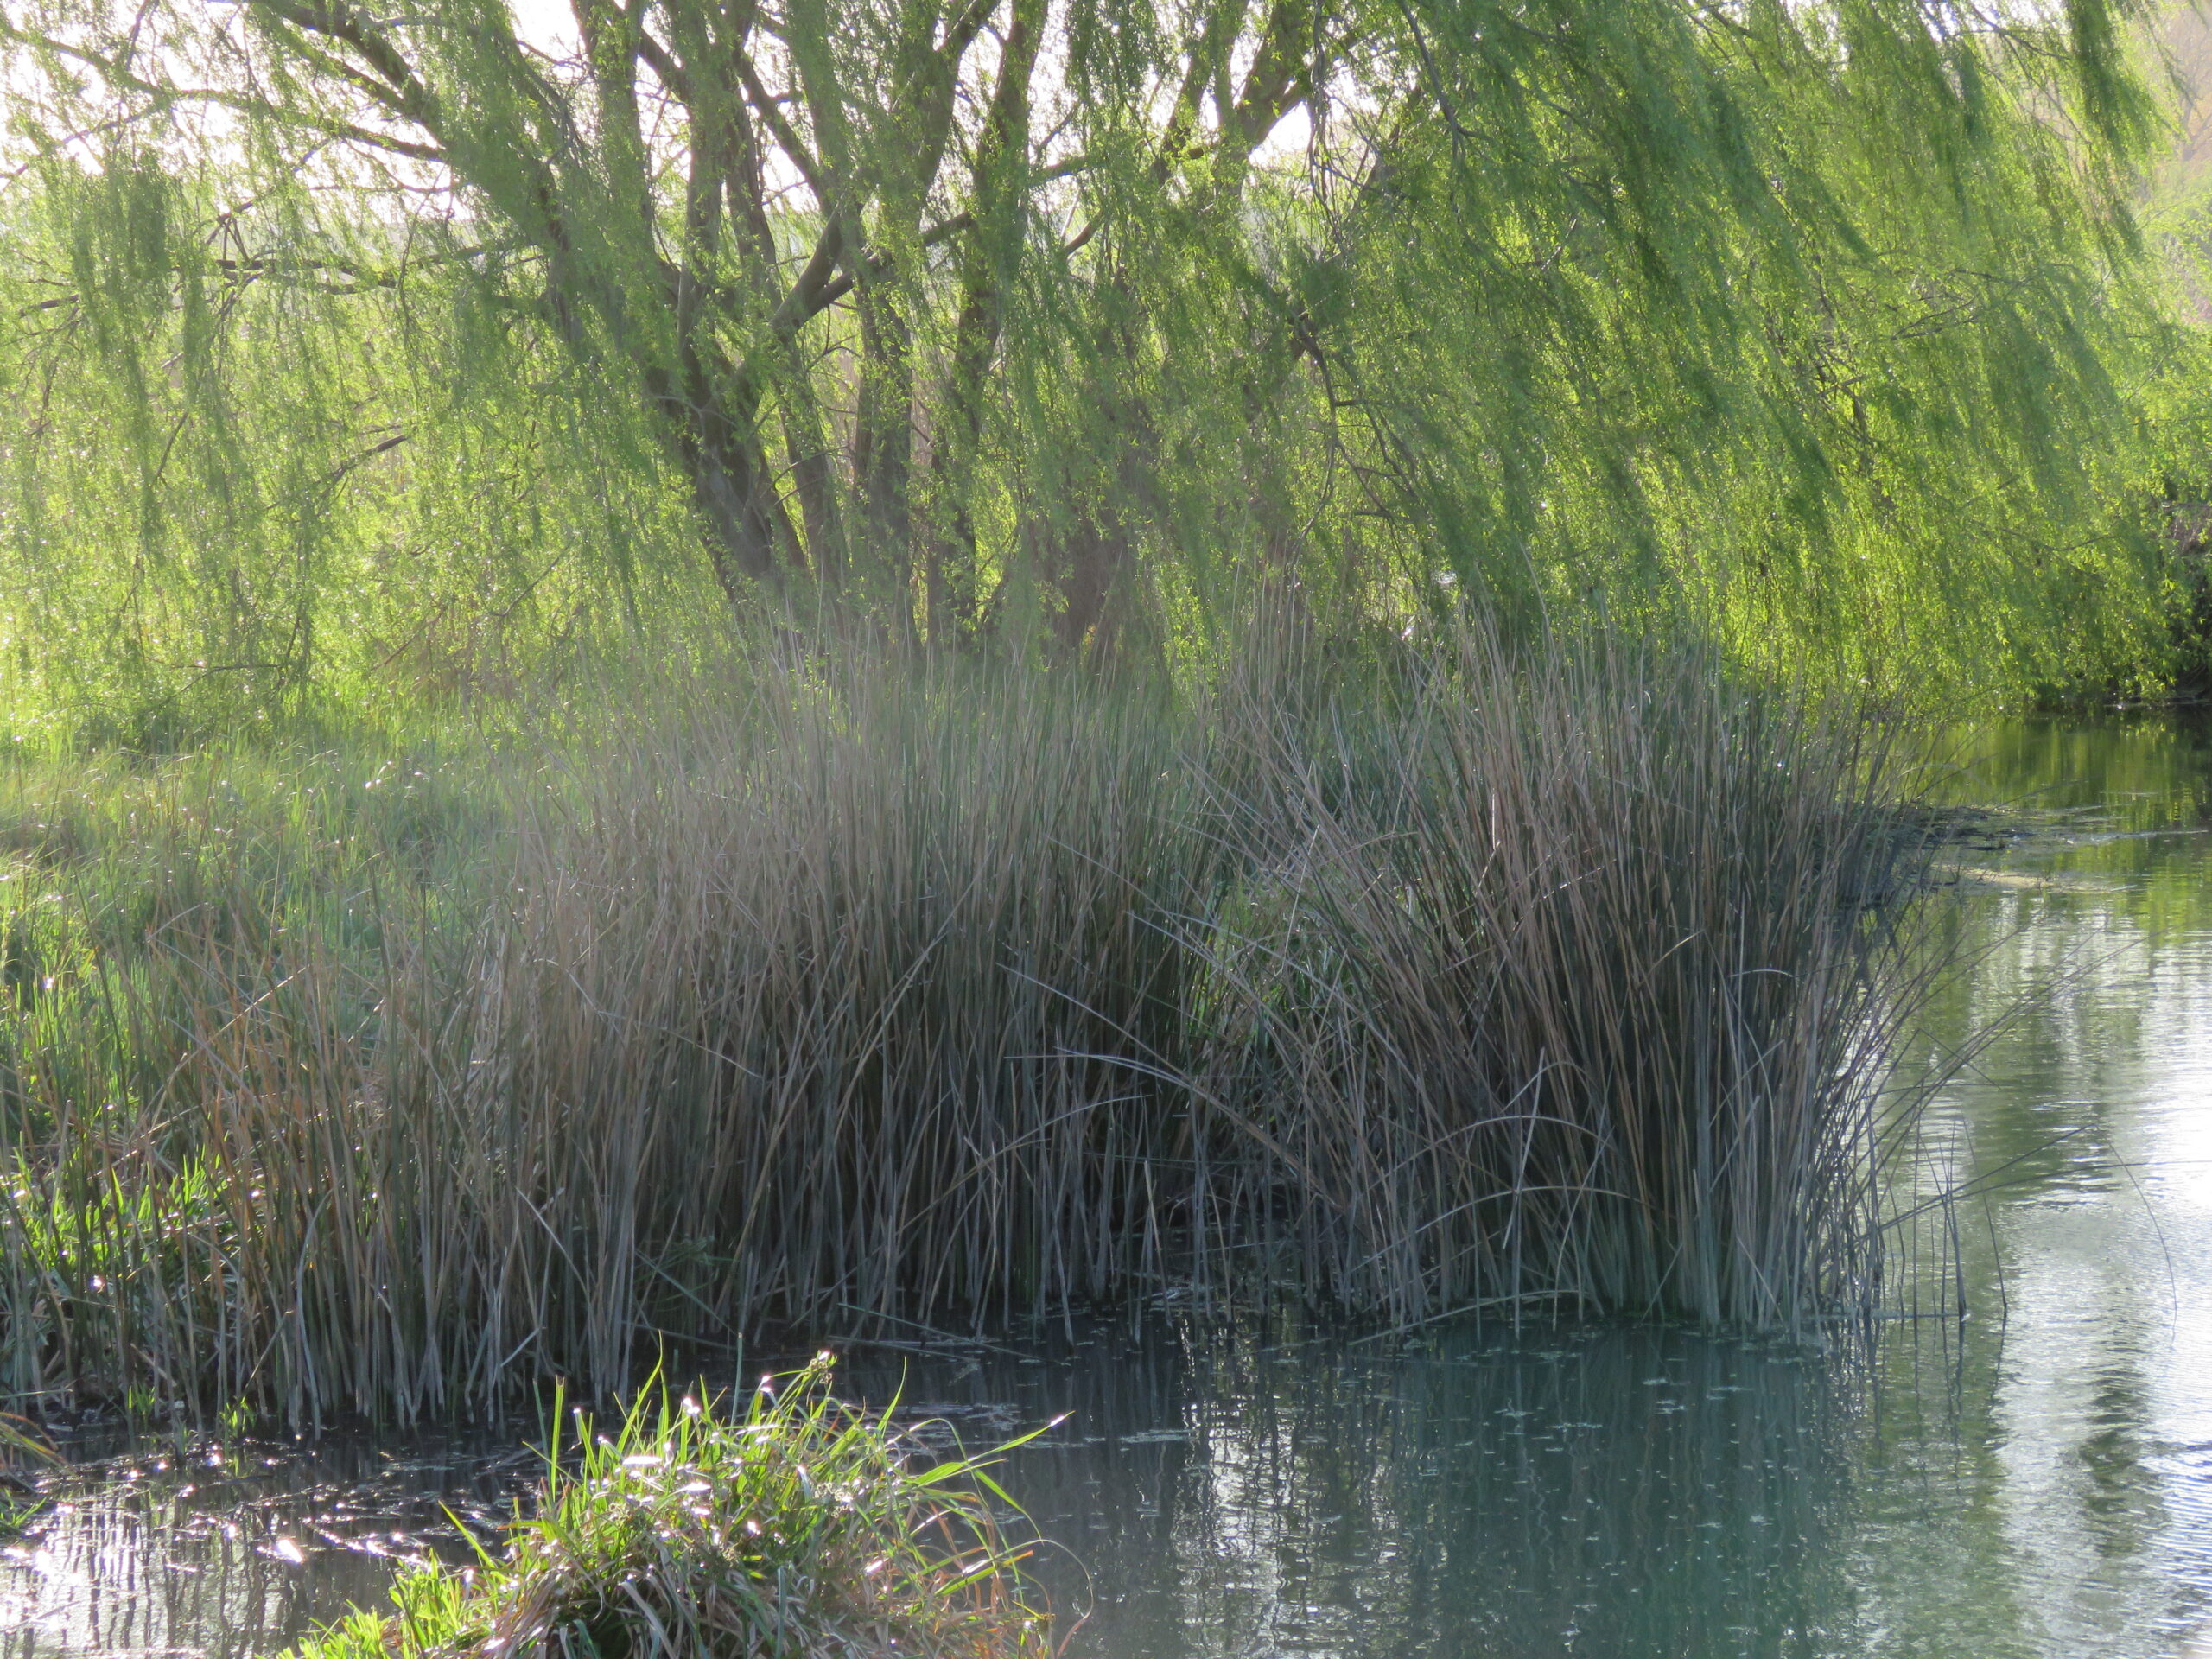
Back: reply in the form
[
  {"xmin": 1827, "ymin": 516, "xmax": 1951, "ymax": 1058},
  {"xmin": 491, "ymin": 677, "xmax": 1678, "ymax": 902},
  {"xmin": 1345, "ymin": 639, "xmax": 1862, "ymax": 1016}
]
[
  {"xmin": 1181, "ymin": 633, "xmax": 1932, "ymax": 1326},
  {"xmin": 0, "ymin": 1411, "xmax": 57, "ymax": 1531},
  {"xmin": 294, "ymin": 1355, "xmax": 1052, "ymax": 1659},
  {"xmin": 0, "ymin": 631, "xmax": 1937, "ymax": 1424}
]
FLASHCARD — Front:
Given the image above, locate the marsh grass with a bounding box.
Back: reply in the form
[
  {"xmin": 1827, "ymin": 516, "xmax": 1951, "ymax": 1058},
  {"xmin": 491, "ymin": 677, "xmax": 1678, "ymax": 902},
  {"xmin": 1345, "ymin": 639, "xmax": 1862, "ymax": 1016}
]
[
  {"xmin": 1181, "ymin": 639, "xmax": 1929, "ymax": 1327},
  {"xmin": 0, "ymin": 1408, "xmax": 57, "ymax": 1530},
  {"xmin": 0, "ymin": 630, "xmax": 1939, "ymax": 1424},
  {"xmin": 295, "ymin": 1355, "xmax": 1052, "ymax": 1659}
]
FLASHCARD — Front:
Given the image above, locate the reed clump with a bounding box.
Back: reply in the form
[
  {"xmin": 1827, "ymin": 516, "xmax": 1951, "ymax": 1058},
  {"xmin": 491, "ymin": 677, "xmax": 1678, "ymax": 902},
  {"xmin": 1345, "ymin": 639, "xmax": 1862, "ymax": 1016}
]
[
  {"xmin": 293, "ymin": 1355, "xmax": 1051, "ymax": 1659},
  {"xmin": 0, "ymin": 630, "xmax": 1935, "ymax": 1424}
]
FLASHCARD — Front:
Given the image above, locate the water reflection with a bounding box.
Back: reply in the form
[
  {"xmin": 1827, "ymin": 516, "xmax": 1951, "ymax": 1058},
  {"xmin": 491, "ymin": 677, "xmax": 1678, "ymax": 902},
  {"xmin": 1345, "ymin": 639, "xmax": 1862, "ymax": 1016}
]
[
  {"xmin": 7, "ymin": 713, "xmax": 2212, "ymax": 1658},
  {"xmin": 1881, "ymin": 713, "xmax": 2212, "ymax": 1657},
  {"xmin": 0, "ymin": 1440, "xmax": 529, "ymax": 1659},
  {"xmin": 836, "ymin": 1320, "xmax": 1857, "ymax": 1659}
]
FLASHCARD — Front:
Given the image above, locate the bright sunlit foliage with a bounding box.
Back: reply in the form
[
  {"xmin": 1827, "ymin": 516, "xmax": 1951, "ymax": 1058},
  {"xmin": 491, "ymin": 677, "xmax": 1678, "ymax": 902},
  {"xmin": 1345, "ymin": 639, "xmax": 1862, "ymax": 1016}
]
[{"xmin": 0, "ymin": 0, "xmax": 2196, "ymax": 732}]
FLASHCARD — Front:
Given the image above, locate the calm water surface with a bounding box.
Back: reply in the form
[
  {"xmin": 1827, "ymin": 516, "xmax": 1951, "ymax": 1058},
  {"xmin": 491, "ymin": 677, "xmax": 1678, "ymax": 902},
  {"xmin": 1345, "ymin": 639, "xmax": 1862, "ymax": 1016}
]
[{"xmin": 6, "ymin": 716, "xmax": 2212, "ymax": 1659}]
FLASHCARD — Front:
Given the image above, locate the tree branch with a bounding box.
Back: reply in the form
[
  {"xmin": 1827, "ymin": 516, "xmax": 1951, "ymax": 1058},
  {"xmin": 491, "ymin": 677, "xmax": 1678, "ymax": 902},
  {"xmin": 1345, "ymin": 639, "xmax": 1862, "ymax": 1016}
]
[{"xmin": 0, "ymin": 24, "xmax": 448, "ymax": 162}]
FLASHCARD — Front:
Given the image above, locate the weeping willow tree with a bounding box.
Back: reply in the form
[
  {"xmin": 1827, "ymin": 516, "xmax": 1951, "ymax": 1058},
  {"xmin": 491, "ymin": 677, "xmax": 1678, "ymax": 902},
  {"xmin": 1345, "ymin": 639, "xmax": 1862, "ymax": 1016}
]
[{"xmin": 0, "ymin": 0, "xmax": 2192, "ymax": 724}]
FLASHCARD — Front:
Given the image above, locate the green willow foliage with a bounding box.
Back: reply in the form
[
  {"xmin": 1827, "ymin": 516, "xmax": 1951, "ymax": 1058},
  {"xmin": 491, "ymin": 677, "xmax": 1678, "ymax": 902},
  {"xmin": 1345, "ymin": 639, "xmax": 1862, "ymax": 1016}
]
[{"xmin": 0, "ymin": 0, "xmax": 2191, "ymax": 726}]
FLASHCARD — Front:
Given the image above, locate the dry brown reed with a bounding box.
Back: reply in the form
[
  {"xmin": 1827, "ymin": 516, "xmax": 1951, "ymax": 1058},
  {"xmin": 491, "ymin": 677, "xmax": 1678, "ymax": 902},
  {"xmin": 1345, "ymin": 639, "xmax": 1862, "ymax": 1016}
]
[{"xmin": 0, "ymin": 630, "xmax": 1934, "ymax": 1425}]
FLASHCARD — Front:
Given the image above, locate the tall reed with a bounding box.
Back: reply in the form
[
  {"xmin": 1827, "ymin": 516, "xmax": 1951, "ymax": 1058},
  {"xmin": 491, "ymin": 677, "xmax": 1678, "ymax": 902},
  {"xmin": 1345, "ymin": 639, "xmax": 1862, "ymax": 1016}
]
[
  {"xmin": 0, "ymin": 632, "xmax": 1933, "ymax": 1424},
  {"xmin": 1183, "ymin": 638, "xmax": 1920, "ymax": 1324}
]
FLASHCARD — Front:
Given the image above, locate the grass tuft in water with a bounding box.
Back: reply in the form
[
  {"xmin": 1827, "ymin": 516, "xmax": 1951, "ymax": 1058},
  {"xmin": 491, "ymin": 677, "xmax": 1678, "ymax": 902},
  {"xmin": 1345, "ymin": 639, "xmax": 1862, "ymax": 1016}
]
[{"xmin": 296, "ymin": 1356, "xmax": 1052, "ymax": 1659}]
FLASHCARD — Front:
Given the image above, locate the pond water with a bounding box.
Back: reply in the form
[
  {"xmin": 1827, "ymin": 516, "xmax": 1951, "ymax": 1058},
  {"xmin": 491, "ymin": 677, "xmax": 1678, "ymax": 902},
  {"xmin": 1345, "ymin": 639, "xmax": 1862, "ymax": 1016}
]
[{"xmin": 5, "ymin": 715, "xmax": 2212, "ymax": 1659}]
